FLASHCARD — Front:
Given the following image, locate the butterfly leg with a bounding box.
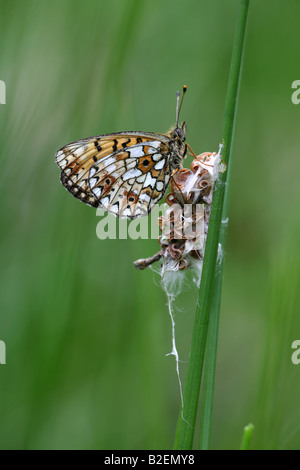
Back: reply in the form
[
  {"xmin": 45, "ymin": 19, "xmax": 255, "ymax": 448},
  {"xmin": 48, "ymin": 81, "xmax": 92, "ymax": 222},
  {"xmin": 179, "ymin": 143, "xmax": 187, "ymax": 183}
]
[{"xmin": 186, "ymin": 143, "xmax": 198, "ymax": 159}]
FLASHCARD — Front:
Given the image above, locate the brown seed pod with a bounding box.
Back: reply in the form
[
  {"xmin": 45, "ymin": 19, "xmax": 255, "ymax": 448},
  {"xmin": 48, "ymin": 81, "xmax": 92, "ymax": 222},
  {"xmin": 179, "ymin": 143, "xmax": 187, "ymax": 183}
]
[
  {"xmin": 178, "ymin": 258, "xmax": 188, "ymax": 270},
  {"xmin": 165, "ymin": 193, "xmax": 176, "ymax": 206},
  {"xmin": 190, "ymin": 159, "xmax": 205, "ymax": 174},
  {"xmin": 171, "ymin": 168, "xmax": 193, "ymax": 192},
  {"xmin": 198, "ymin": 178, "xmax": 211, "ymax": 197},
  {"xmin": 168, "ymin": 241, "xmax": 185, "ymax": 260}
]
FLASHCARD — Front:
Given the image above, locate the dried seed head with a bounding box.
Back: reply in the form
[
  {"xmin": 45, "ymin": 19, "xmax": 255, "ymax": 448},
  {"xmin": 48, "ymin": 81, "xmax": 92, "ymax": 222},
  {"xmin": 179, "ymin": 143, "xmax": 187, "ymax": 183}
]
[
  {"xmin": 171, "ymin": 169, "xmax": 193, "ymax": 191},
  {"xmin": 165, "ymin": 193, "xmax": 176, "ymax": 206}
]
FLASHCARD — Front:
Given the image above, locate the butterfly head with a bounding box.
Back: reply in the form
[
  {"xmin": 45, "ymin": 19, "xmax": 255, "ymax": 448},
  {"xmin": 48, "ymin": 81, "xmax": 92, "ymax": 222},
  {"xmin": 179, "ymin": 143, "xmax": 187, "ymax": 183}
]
[
  {"xmin": 168, "ymin": 120, "xmax": 186, "ymax": 149},
  {"xmin": 173, "ymin": 121, "xmax": 186, "ymax": 142}
]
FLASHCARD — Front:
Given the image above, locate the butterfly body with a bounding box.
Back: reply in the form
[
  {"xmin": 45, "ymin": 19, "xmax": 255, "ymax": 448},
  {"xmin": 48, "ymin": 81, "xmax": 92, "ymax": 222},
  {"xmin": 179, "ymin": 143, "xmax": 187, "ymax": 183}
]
[{"xmin": 55, "ymin": 88, "xmax": 188, "ymax": 219}]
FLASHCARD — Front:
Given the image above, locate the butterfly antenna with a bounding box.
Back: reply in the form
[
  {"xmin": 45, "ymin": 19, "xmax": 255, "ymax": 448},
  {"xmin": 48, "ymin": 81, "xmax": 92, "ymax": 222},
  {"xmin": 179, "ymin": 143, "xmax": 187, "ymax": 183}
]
[{"xmin": 176, "ymin": 85, "xmax": 187, "ymax": 127}]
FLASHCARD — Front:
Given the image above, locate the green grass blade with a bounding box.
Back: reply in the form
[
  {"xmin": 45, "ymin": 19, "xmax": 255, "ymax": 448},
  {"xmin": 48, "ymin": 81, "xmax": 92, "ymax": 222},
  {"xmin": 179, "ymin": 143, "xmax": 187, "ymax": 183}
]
[
  {"xmin": 175, "ymin": 0, "xmax": 250, "ymax": 450},
  {"xmin": 240, "ymin": 423, "xmax": 255, "ymax": 450},
  {"xmin": 198, "ymin": 70, "xmax": 239, "ymax": 450}
]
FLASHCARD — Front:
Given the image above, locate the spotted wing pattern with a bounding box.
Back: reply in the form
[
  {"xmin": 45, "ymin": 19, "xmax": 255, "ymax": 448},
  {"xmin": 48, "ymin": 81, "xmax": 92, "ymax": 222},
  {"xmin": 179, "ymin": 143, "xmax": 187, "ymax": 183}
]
[{"xmin": 55, "ymin": 132, "xmax": 172, "ymax": 218}]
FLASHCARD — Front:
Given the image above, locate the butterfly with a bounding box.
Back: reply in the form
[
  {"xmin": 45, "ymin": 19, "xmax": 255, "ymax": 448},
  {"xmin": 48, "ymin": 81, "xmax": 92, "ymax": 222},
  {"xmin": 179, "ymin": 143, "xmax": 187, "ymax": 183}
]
[{"xmin": 55, "ymin": 86, "xmax": 188, "ymax": 219}]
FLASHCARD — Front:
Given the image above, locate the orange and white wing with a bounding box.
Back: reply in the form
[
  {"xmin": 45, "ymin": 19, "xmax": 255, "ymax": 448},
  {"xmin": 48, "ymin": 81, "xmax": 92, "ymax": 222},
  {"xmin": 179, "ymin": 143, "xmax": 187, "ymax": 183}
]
[{"xmin": 55, "ymin": 132, "xmax": 172, "ymax": 218}]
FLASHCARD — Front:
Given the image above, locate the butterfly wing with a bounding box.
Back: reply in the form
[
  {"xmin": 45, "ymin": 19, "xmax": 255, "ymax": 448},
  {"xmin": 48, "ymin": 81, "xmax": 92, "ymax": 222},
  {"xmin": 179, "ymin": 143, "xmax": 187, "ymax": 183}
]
[
  {"xmin": 88, "ymin": 141, "xmax": 172, "ymax": 218},
  {"xmin": 55, "ymin": 132, "xmax": 172, "ymax": 218}
]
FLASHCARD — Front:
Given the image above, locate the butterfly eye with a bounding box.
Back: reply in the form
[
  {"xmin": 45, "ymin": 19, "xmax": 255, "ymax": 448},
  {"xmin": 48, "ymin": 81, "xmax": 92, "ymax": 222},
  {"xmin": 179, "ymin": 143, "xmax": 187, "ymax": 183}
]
[{"xmin": 175, "ymin": 127, "xmax": 185, "ymax": 141}]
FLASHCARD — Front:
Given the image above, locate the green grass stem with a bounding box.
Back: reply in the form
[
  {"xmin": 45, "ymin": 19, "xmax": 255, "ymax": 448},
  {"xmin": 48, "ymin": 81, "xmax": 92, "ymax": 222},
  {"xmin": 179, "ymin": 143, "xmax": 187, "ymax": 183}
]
[
  {"xmin": 240, "ymin": 423, "xmax": 255, "ymax": 450},
  {"xmin": 175, "ymin": 0, "xmax": 250, "ymax": 450}
]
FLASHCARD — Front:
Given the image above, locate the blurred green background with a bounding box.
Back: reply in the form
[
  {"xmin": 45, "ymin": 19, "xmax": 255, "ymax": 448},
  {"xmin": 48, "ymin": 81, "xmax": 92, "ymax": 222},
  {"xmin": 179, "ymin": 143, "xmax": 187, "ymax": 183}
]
[{"xmin": 0, "ymin": 0, "xmax": 300, "ymax": 450}]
